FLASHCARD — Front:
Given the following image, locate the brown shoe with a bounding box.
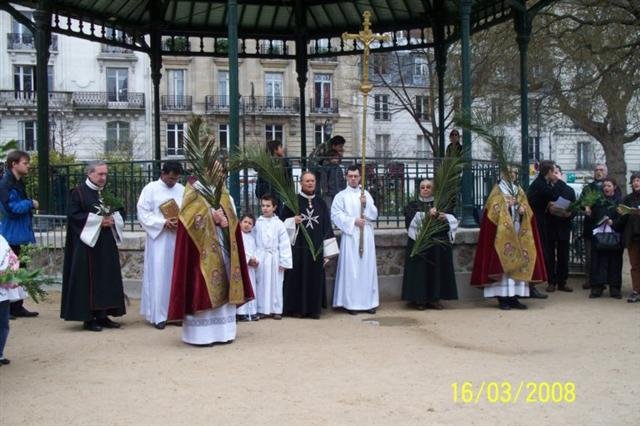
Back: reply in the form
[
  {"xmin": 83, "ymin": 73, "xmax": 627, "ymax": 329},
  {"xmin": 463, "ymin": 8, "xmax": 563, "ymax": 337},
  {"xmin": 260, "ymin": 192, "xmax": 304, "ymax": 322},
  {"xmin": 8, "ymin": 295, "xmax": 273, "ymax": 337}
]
[
  {"xmin": 546, "ymin": 284, "xmax": 556, "ymax": 292},
  {"xmin": 557, "ymin": 285, "xmax": 573, "ymax": 292},
  {"xmin": 582, "ymin": 282, "xmax": 591, "ymax": 290}
]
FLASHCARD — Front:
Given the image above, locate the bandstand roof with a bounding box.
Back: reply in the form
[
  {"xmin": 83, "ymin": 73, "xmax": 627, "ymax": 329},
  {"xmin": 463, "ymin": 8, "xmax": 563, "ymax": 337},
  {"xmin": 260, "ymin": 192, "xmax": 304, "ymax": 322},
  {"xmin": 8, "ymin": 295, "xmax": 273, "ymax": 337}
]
[{"xmin": 4, "ymin": 0, "xmax": 555, "ymax": 57}]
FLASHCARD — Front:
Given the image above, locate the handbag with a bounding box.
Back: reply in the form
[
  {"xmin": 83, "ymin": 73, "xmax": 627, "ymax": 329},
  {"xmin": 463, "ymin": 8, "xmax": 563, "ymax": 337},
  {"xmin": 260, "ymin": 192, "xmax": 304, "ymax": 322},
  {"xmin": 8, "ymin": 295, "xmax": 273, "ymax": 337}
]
[{"xmin": 593, "ymin": 231, "xmax": 621, "ymax": 251}]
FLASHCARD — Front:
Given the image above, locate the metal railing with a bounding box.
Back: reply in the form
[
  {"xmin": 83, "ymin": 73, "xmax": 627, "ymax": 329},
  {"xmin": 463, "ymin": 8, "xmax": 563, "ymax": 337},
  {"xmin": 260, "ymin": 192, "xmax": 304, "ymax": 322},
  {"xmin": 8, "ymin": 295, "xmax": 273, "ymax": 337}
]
[
  {"xmin": 204, "ymin": 95, "xmax": 300, "ymax": 115},
  {"xmin": 0, "ymin": 90, "xmax": 72, "ymax": 108},
  {"xmin": 310, "ymin": 98, "xmax": 339, "ymax": 114},
  {"xmin": 71, "ymin": 91, "xmax": 145, "ymax": 109},
  {"xmin": 7, "ymin": 33, "xmax": 58, "ymax": 50},
  {"xmin": 25, "ymin": 167, "xmax": 586, "ymax": 273},
  {"xmin": 161, "ymin": 95, "xmax": 192, "ymax": 111},
  {"xmin": 100, "ymin": 44, "xmax": 134, "ymax": 54},
  {"xmin": 205, "ymin": 95, "xmax": 232, "ymax": 113}
]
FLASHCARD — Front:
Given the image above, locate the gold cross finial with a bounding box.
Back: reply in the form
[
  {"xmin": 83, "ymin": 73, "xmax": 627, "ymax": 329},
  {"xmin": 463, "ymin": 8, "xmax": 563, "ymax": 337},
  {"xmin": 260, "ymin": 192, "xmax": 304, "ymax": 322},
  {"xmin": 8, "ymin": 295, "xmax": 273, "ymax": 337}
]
[{"xmin": 342, "ymin": 11, "xmax": 390, "ymax": 94}]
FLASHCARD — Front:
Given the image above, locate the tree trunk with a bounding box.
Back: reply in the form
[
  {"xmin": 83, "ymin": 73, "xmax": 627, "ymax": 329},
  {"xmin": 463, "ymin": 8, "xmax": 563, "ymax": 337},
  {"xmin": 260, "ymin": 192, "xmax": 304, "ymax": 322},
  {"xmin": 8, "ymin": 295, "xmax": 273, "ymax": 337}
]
[{"xmin": 599, "ymin": 135, "xmax": 628, "ymax": 196}]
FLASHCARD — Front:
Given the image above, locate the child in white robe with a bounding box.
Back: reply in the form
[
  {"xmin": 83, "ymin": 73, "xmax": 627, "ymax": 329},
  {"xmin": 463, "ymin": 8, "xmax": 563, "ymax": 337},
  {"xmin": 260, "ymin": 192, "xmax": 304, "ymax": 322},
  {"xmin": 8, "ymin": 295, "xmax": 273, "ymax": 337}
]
[
  {"xmin": 254, "ymin": 195, "xmax": 292, "ymax": 319},
  {"xmin": 236, "ymin": 214, "xmax": 259, "ymax": 321}
]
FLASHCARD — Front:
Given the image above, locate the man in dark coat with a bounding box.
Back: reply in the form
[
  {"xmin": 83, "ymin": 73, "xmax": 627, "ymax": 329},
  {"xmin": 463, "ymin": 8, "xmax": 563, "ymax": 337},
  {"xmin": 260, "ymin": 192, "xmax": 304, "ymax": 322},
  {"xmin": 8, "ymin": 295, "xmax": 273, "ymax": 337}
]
[
  {"xmin": 545, "ymin": 165, "xmax": 576, "ymax": 292},
  {"xmin": 61, "ymin": 161, "xmax": 126, "ymax": 332},
  {"xmin": 526, "ymin": 160, "xmax": 558, "ymax": 298}
]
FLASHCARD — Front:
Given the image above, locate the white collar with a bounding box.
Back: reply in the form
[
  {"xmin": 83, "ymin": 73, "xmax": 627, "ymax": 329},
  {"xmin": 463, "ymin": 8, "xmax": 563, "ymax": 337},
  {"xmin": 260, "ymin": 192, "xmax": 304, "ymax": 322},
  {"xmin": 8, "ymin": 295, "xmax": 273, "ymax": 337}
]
[
  {"xmin": 418, "ymin": 196, "xmax": 434, "ymax": 203},
  {"xmin": 85, "ymin": 178, "xmax": 103, "ymax": 191},
  {"xmin": 299, "ymin": 190, "xmax": 316, "ymax": 201}
]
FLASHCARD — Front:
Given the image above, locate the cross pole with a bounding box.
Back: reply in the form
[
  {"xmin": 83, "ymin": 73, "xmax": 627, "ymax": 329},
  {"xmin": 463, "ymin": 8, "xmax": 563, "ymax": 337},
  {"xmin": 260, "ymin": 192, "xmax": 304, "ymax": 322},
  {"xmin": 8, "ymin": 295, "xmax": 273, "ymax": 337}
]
[{"xmin": 342, "ymin": 11, "xmax": 390, "ymax": 257}]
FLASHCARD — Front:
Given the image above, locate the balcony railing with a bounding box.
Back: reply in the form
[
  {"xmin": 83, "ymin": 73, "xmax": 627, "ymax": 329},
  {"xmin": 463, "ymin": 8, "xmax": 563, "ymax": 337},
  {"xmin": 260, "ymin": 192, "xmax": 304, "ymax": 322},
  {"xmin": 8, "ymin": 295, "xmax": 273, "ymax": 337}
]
[
  {"xmin": 71, "ymin": 92, "xmax": 145, "ymax": 109},
  {"xmin": 244, "ymin": 96, "xmax": 299, "ymax": 114},
  {"xmin": 205, "ymin": 95, "xmax": 231, "ymax": 113},
  {"xmin": 0, "ymin": 90, "xmax": 72, "ymax": 108},
  {"xmin": 100, "ymin": 44, "xmax": 134, "ymax": 54},
  {"xmin": 310, "ymin": 98, "xmax": 339, "ymax": 114},
  {"xmin": 161, "ymin": 95, "xmax": 192, "ymax": 111},
  {"xmin": 7, "ymin": 33, "xmax": 58, "ymax": 51}
]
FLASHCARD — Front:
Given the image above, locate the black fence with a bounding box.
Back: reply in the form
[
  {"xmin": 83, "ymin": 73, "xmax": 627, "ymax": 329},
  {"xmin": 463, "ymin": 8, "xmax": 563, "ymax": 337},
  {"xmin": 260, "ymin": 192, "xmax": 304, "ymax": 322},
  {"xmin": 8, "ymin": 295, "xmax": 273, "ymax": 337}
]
[{"xmin": 26, "ymin": 157, "xmax": 586, "ymax": 270}]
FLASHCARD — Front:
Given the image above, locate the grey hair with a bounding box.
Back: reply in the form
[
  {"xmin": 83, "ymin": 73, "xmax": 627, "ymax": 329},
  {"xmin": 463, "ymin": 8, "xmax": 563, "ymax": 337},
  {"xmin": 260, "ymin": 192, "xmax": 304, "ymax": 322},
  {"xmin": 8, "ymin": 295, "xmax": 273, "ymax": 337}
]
[
  {"xmin": 85, "ymin": 160, "xmax": 107, "ymax": 175},
  {"xmin": 595, "ymin": 163, "xmax": 608, "ymax": 175}
]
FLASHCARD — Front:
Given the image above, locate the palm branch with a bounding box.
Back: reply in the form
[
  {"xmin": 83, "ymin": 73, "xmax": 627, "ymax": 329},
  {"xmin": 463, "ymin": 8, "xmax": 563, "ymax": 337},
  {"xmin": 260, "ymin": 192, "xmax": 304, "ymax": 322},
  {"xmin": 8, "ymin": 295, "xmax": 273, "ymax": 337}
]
[
  {"xmin": 230, "ymin": 147, "xmax": 322, "ymax": 260},
  {"xmin": 455, "ymin": 111, "xmax": 519, "ymax": 196},
  {"xmin": 410, "ymin": 155, "xmax": 465, "ymax": 258},
  {"xmin": 183, "ymin": 116, "xmax": 227, "ymax": 209}
]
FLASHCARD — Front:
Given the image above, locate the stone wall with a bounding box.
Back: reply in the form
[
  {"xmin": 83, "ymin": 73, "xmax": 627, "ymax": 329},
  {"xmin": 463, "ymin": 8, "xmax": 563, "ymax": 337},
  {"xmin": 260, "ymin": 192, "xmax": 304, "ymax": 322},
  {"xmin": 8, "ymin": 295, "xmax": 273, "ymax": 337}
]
[{"xmin": 34, "ymin": 227, "xmax": 482, "ymax": 301}]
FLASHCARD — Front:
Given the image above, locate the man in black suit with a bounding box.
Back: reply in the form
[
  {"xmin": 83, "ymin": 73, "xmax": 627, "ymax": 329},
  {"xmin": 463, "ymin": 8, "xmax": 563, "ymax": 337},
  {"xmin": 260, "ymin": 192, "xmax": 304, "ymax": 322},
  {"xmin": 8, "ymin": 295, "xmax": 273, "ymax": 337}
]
[
  {"xmin": 545, "ymin": 165, "xmax": 576, "ymax": 292},
  {"xmin": 526, "ymin": 160, "xmax": 558, "ymax": 299}
]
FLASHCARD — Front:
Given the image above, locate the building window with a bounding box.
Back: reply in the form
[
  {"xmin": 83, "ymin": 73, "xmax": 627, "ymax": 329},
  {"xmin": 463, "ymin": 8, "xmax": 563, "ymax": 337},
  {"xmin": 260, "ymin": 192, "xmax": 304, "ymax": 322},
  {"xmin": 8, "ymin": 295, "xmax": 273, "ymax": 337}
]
[
  {"xmin": 373, "ymin": 53, "xmax": 390, "ymax": 75},
  {"xmin": 106, "ymin": 68, "xmax": 128, "ymax": 102},
  {"xmin": 490, "ymin": 136, "xmax": 505, "ymax": 161},
  {"xmin": 106, "ymin": 121, "xmax": 130, "ymax": 153},
  {"xmin": 375, "ymin": 134, "xmax": 390, "ymax": 158},
  {"xmin": 219, "ymin": 124, "xmax": 229, "ymax": 151},
  {"xmin": 14, "ymin": 65, "xmax": 35, "ymax": 94},
  {"xmin": 413, "ymin": 57, "xmax": 427, "ymax": 84},
  {"xmin": 374, "ymin": 94, "xmax": 390, "ymax": 120},
  {"xmin": 265, "ymin": 72, "xmax": 284, "ymax": 109},
  {"xmin": 528, "ymin": 136, "xmax": 541, "ymax": 161},
  {"xmin": 265, "ymin": 124, "xmax": 284, "ymax": 144},
  {"xmin": 314, "ymin": 74, "xmax": 332, "ymax": 111},
  {"xmin": 314, "ymin": 122, "xmax": 332, "ymax": 147},
  {"xmin": 10, "ymin": 14, "xmax": 34, "ymax": 48},
  {"xmin": 166, "ymin": 123, "xmax": 184, "ymax": 156},
  {"xmin": 415, "ymin": 96, "xmax": 431, "ymax": 120},
  {"xmin": 167, "ymin": 69, "xmax": 186, "ymax": 108},
  {"xmin": 217, "ymin": 70, "xmax": 229, "ymax": 106},
  {"xmin": 416, "ymin": 135, "xmax": 431, "ymax": 158},
  {"xmin": 20, "ymin": 121, "xmax": 37, "ymax": 152},
  {"xmin": 576, "ymin": 141, "xmax": 593, "ymax": 170}
]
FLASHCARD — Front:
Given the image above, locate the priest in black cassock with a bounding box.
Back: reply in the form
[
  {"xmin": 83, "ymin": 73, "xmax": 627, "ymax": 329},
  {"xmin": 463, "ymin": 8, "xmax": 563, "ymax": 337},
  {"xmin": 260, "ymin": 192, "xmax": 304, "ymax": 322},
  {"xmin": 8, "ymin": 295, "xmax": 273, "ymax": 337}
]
[
  {"xmin": 401, "ymin": 178, "xmax": 459, "ymax": 310},
  {"xmin": 61, "ymin": 161, "xmax": 126, "ymax": 332},
  {"xmin": 281, "ymin": 171, "xmax": 337, "ymax": 319}
]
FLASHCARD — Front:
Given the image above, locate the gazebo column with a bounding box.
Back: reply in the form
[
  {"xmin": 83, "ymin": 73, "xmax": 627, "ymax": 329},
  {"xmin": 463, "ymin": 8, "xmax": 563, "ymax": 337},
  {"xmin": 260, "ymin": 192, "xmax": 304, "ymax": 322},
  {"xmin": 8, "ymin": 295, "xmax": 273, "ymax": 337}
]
[
  {"xmin": 514, "ymin": 2, "xmax": 532, "ymax": 189},
  {"xmin": 228, "ymin": 0, "xmax": 241, "ymax": 210},
  {"xmin": 294, "ymin": 0, "xmax": 308, "ymax": 166},
  {"xmin": 433, "ymin": 23, "xmax": 448, "ymax": 157},
  {"xmin": 149, "ymin": 30, "xmax": 163, "ymax": 172},
  {"xmin": 34, "ymin": 5, "xmax": 51, "ymax": 212},
  {"xmin": 459, "ymin": 0, "xmax": 476, "ymax": 227}
]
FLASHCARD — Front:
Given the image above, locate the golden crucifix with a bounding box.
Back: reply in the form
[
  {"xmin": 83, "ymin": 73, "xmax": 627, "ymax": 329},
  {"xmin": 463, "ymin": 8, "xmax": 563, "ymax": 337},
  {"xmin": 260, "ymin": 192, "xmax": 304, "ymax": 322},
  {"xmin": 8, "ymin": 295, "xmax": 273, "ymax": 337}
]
[{"xmin": 342, "ymin": 11, "xmax": 390, "ymax": 257}]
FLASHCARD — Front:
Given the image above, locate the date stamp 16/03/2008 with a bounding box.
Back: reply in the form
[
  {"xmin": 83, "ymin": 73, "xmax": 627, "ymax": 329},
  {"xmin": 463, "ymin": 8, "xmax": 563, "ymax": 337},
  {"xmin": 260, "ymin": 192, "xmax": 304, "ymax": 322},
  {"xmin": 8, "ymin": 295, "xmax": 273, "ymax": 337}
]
[{"xmin": 451, "ymin": 382, "xmax": 576, "ymax": 404}]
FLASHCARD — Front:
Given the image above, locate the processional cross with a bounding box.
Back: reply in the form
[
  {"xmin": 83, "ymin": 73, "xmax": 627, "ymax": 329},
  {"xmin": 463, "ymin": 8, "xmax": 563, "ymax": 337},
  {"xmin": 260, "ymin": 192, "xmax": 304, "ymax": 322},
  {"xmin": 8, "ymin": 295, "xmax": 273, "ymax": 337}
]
[{"xmin": 342, "ymin": 11, "xmax": 390, "ymax": 257}]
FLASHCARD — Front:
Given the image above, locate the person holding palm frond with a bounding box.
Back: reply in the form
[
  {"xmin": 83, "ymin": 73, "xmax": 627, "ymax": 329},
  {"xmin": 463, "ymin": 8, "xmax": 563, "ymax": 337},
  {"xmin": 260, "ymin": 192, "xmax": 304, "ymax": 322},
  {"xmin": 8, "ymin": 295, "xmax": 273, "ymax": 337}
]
[
  {"xmin": 281, "ymin": 171, "xmax": 337, "ymax": 319},
  {"xmin": 401, "ymin": 178, "xmax": 459, "ymax": 310},
  {"xmin": 470, "ymin": 167, "xmax": 547, "ymax": 310},
  {"xmin": 167, "ymin": 117, "xmax": 254, "ymax": 346}
]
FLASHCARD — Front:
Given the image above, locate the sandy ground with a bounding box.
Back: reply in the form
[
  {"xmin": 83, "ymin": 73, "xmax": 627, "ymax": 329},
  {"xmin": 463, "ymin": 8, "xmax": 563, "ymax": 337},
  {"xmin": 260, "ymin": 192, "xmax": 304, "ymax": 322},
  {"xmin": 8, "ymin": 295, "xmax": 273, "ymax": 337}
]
[{"xmin": 1, "ymin": 277, "xmax": 638, "ymax": 426}]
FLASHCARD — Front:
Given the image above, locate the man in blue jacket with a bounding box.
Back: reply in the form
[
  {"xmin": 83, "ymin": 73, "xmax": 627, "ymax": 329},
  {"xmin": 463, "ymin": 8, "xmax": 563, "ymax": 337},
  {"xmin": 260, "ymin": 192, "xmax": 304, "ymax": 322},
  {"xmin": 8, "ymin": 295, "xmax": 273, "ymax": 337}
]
[{"xmin": 0, "ymin": 150, "xmax": 38, "ymax": 318}]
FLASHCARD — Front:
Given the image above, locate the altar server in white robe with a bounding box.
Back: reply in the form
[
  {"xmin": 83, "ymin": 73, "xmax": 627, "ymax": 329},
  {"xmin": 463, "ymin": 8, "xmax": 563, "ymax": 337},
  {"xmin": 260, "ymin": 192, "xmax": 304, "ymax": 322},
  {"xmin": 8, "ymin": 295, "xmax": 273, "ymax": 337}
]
[
  {"xmin": 137, "ymin": 161, "xmax": 185, "ymax": 329},
  {"xmin": 331, "ymin": 165, "xmax": 379, "ymax": 314},
  {"xmin": 236, "ymin": 213, "xmax": 259, "ymax": 321},
  {"xmin": 254, "ymin": 194, "xmax": 292, "ymax": 319}
]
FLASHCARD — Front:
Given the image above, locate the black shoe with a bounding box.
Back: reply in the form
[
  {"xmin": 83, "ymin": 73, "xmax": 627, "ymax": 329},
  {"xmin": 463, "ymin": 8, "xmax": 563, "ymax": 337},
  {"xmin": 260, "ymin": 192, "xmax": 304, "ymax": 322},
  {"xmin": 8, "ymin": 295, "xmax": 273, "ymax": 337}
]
[
  {"xmin": 415, "ymin": 304, "xmax": 427, "ymax": 311},
  {"xmin": 366, "ymin": 308, "xmax": 377, "ymax": 314},
  {"xmin": 9, "ymin": 314, "xmax": 16, "ymax": 320},
  {"xmin": 308, "ymin": 314, "xmax": 320, "ymax": 320},
  {"xmin": 97, "ymin": 318, "xmax": 121, "ymax": 329},
  {"xmin": 529, "ymin": 287, "xmax": 548, "ymax": 299},
  {"xmin": 236, "ymin": 315, "xmax": 250, "ymax": 322},
  {"xmin": 610, "ymin": 288, "xmax": 622, "ymax": 299},
  {"xmin": 546, "ymin": 284, "xmax": 556, "ymax": 292},
  {"xmin": 12, "ymin": 307, "xmax": 39, "ymax": 318},
  {"xmin": 509, "ymin": 298, "xmax": 528, "ymax": 310},
  {"xmin": 557, "ymin": 284, "xmax": 573, "ymax": 292},
  {"xmin": 589, "ymin": 288, "xmax": 603, "ymax": 298},
  {"xmin": 0, "ymin": 358, "xmax": 10, "ymax": 365},
  {"xmin": 154, "ymin": 321, "xmax": 167, "ymax": 329},
  {"xmin": 582, "ymin": 282, "xmax": 591, "ymax": 290},
  {"xmin": 498, "ymin": 299, "xmax": 511, "ymax": 310},
  {"xmin": 346, "ymin": 309, "xmax": 357, "ymax": 315},
  {"xmin": 83, "ymin": 321, "xmax": 103, "ymax": 332}
]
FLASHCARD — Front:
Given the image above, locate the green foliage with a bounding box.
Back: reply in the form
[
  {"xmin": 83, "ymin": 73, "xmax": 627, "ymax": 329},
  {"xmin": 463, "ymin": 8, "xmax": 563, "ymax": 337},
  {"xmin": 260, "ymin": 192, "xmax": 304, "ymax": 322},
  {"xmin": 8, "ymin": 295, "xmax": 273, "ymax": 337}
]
[{"xmin": 230, "ymin": 146, "xmax": 322, "ymax": 260}]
